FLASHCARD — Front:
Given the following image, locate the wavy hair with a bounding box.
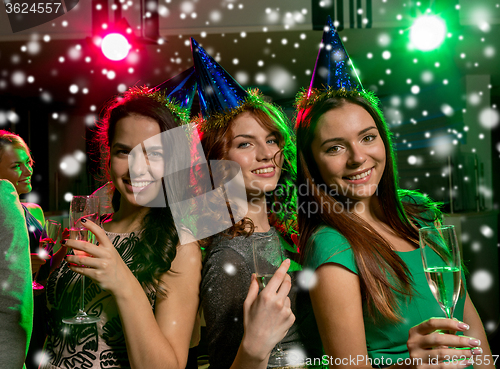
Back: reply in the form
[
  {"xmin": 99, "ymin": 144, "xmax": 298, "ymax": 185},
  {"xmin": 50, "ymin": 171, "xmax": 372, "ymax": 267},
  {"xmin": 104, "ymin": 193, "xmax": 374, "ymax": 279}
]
[
  {"xmin": 296, "ymin": 91, "xmax": 442, "ymax": 322},
  {"xmin": 197, "ymin": 99, "xmax": 297, "ymax": 248},
  {"xmin": 93, "ymin": 87, "xmax": 182, "ymax": 296}
]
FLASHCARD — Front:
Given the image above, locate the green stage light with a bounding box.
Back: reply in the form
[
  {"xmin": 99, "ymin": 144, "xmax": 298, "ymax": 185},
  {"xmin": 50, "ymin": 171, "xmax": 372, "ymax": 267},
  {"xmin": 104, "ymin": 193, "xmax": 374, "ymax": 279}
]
[{"xmin": 410, "ymin": 15, "xmax": 446, "ymax": 51}]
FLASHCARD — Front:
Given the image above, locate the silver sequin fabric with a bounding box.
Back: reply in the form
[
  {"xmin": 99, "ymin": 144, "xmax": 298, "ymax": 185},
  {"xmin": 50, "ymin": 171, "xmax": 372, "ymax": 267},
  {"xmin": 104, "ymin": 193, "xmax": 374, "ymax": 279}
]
[{"xmin": 200, "ymin": 227, "xmax": 324, "ymax": 369}]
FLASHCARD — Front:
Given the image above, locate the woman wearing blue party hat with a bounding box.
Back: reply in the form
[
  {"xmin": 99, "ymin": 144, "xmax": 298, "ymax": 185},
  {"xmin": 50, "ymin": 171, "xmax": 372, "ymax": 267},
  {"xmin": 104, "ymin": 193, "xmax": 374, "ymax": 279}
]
[
  {"xmin": 190, "ymin": 38, "xmax": 323, "ymax": 368},
  {"xmin": 41, "ymin": 68, "xmax": 202, "ymax": 369},
  {"xmin": 296, "ymin": 17, "xmax": 493, "ymax": 369}
]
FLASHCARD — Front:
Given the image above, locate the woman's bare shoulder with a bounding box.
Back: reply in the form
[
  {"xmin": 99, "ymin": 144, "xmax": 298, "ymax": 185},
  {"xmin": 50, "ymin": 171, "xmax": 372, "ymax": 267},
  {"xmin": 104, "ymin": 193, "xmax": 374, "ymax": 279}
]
[{"xmin": 23, "ymin": 202, "xmax": 45, "ymax": 225}]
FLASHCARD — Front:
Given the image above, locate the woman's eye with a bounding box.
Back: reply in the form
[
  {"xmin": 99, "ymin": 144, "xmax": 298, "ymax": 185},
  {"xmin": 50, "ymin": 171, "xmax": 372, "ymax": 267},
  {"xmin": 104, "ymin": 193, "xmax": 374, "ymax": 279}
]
[
  {"xmin": 363, "ymin": 135, "xmax": 376, "ymax": 142},
  {"xmin": 267, "ymin": 138, "xmax": 278, "ymax": 145},
  {"xmin": 147, "ymin": 151, "xmax": 163, "ymax": 158},
  {"xmin": 237, "ymin": 142, "xmax": 250, "ymax": 148},
  {"xmin": 326, "ymin": 146, "xmax": 341, "ymax": 154},
  {"xmin": 116, "ymin": 150, "xmax": 129, "ymax": 155}
]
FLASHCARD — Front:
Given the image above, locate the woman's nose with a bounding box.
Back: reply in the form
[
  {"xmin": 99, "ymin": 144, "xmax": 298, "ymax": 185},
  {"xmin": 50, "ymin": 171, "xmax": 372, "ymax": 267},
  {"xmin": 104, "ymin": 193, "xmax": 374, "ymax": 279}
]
[
  {"xmin": 129, "ymin": 151, "xmax": 149, "ymax": 177},
  {"xmin": 23, "ymin": 163, "xmax": 33, "ymax": 175},
  {"xmin": 256, "ymin": 144, "xmax": 274, "ymax": 161},
  {"xmin": 347, "ymin": 144, "xmax": 366, "ymax": 167}
]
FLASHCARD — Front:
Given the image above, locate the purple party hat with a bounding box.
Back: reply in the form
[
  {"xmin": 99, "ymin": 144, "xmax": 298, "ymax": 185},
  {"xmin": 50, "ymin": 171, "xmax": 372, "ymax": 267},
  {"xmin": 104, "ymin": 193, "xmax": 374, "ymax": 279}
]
[
  {"xmin": 308, "ymin": 15, "xmax": 363, "ymax": 96},
  {"xmin": 154, "ymin": 66, "xmax": 197, "ymax": 111},
  {"xmin": 190, "ymin": 37, "xmax": 249, "ymax": 119}
]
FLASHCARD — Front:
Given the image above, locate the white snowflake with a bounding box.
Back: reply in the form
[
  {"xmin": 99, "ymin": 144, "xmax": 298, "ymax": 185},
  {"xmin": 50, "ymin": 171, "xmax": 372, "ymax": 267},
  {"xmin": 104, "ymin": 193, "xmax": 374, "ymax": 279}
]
[
  {"xmin": 296, "ymin": 269, "xmax": 317, "ymax": 290},
  {"xmin": 223, "ymin": 263, "xmax": 236, "ymax": 276},
  {"xmin": 471, "ymin": 270, "xmax": 493, "ymax": 292},
  {"xmin": 480, "ymin": 225, "xmax": 494, "ymax": 239}
]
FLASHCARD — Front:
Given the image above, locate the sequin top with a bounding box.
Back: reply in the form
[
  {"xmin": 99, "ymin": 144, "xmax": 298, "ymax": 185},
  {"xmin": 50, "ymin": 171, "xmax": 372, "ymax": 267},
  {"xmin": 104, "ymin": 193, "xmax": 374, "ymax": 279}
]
[
  {"xmin": 201, "ymin": 227, "xmax": 324, "ymax": 369},
  {"xmin": 41, "ymin": 231, "xmax": 155, "ymax": 369}
]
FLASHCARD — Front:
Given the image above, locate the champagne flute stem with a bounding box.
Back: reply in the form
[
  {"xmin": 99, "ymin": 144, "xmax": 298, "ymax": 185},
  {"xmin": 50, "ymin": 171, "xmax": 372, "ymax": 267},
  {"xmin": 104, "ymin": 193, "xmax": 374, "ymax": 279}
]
[
  {"xmin": 441, "ymin": 307, "xmax": 454, "ymax": 335},
  {"xmin": 275, "ymin": 342, "xmax": 284, "ymax": 356},
  {"xmin": 80, "ymin": 276, "xmax": 85, "ymax": 313},
  {"xmin": 33, "ymin": 269, "xmax": 40, "ymax": 284},
  {"xmin": 443, "ymin": 304, "xmax": 455, "ymax": 320},
  {"xmin": 445, "ymin": 309, "xmax": 452, "ymax": 319}
]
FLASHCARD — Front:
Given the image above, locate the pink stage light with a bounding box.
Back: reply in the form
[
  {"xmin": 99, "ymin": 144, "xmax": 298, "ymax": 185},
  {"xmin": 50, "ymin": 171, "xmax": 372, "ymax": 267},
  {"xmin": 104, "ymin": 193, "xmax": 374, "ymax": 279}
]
[{"xmin": 101, "ymin": 33, "xmax": 131, "ymax": 61}]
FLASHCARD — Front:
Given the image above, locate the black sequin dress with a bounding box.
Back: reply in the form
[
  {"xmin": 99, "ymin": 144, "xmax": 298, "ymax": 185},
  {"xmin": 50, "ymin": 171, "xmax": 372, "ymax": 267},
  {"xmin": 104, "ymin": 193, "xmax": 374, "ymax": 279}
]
[{"xmin": 41, "ymin": 231, "xmax": 156, "ymax": 369}]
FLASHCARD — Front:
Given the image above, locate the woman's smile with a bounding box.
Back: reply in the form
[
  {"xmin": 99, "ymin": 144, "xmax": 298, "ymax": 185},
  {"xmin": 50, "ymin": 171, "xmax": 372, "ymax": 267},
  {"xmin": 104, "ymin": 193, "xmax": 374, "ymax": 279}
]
[
  {"xmin": 110, "ymin": 114, "xmax": 165, "ymax": 208},
  {"xmin": 311, "ymin": 102, "xmax": 386, "ymax": 204},
  {"xmin": 227, "ymin": 111, "xmax": 283, "ymax": 197},
  {"xmin": 251, "ymin": 165, "xmax": 276, "ymax": 177}
]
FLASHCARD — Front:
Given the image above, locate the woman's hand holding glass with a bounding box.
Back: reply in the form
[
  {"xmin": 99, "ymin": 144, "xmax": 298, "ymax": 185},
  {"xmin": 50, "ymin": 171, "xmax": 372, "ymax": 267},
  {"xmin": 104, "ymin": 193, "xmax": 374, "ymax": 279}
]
[
  {"xmin": 407, "ymin": 226, "xmax": 481, "ymax": 368},
  {"xmin": 65, "ymin": 218, "xmax": 136, "ymax": 297},
  {"xmin": 241, "ymin": 258, "xmax": 295, "ymax": 363},
  {"xmin": 407, "ymin": 318, "xmax": 481, "ymax": 368}
]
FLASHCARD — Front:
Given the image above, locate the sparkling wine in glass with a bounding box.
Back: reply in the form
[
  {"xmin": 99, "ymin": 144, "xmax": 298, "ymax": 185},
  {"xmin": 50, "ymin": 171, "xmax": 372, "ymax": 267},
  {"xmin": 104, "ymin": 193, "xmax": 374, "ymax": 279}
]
[
  {"xmin": 256, "ymin": 274, "xmax": 274, "ymax": 289},
  {"xmin": 419, "ymin": 225, "xmax": 462, "ymax": 319},
  {"xmin": 62, "ymin": 195, "xmax": 100, "ymax": 325},
  {"xmin": 252, "ymin": 233, "xmax": 290, "ymax": 368},
  {"xmin": 33, "ymin": 220, "xmax": 61, "ymax": 290},
  {"xmin": 69, "ymin": 228, "xmax": 92, "ymax": 257}
]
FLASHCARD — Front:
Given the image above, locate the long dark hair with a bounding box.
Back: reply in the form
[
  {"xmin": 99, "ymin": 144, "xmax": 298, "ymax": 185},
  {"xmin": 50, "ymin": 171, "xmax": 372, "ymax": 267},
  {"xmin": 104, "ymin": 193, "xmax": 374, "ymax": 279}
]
[
  {"xmin": 94, "ymin": 87, "xmax": 181, "ymax": 296},
  {"xmin": 296, "ymin": 91, "xmax": 441, "ymax": 321},
  {"xmin": 197, "ymin": 99, "xmax": 297, "ymax": 248}
]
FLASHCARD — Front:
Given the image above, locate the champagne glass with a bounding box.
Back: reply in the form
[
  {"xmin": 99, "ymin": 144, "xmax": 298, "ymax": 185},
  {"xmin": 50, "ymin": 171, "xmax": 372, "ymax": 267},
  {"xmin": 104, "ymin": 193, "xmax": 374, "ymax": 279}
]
[
  {"xmin": 62, "ymin": 195, "xmax": 100, "ymax": 325},
  {"xmin": 419, "ymin": 225, "xmax": 462, "ymax": 319},
  {"xmin": 252, "ymin": 233, "xmax": 289, "ymax": 368},
  {"xmin": 32, "ymin": 220, "xmax": 61, "ymax": 290}
]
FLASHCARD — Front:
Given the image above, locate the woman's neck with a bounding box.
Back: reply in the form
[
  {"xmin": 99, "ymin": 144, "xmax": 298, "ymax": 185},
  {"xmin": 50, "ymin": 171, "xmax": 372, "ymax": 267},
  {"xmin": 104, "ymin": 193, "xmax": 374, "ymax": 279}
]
[
  {"xmin": 245, "ymin": 195, "xmax": 271, "ymax": 233},
  {"xmin": 103, "ymin": 200, "xmax": 149, "ymax": 233}
]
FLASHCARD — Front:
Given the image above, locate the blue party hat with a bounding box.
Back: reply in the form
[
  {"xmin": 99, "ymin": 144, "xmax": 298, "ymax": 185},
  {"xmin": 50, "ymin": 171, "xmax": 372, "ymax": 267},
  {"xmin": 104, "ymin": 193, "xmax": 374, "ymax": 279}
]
[
  {"xmin": 154, "ymin": 66, "xmax": 197, "ymax": 111},
  {"xmin": 190, "ymin": 37, "xmax": 249, "ymax": 119},
  {"xmin": 308, "ymin": 16, "xmax": 363, "ymax": 94}
]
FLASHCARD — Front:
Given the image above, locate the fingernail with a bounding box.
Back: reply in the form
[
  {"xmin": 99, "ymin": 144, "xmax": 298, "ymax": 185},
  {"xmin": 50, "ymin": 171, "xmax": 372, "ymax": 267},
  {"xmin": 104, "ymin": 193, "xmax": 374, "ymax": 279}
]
[
  {"xmin": 61, "ymin": 240, "xmax": 66, "ymax": 245},
  {"xmin": 472, "ymin": 348, "xmax": 483, "ymax": 355},
  {"xmin": 469, "ymin": 339, "xmax": 480, "ymax": 347},
  {"xmin": 81, "ymin": 218, "xmax": 87, "ymax": 223},
  {"xmin": 457, "ymin": 322, "xmax": 470, "ymax": 330}
]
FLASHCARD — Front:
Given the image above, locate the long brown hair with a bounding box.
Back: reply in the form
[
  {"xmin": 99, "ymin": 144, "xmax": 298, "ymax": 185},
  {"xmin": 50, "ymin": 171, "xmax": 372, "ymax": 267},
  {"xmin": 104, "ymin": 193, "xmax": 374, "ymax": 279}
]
[
  {"xmin": 93, "ymin": 87, "xmax": 182, "ymax": 296},
  {"xmin": 296, "ymin": 92, "xmax": 440, "ymax": 322},
  {"xmin": 197, "ymin": 102, "xmax": 297, "ymax": 249}
]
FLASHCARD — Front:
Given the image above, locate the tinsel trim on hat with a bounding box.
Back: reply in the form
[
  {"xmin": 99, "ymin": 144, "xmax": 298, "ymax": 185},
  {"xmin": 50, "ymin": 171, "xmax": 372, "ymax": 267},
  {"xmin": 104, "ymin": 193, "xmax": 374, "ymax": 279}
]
[
  {"xmin": 128, "ymin": 86, "xmax": 191, "ymax": 124},
  {"xmin": 193, "ymin": 89, "xmax": 267, "ymax": 131},
  {"xmin": 295, "ymin": 86, "xmax": 379, "ymax": 111}
]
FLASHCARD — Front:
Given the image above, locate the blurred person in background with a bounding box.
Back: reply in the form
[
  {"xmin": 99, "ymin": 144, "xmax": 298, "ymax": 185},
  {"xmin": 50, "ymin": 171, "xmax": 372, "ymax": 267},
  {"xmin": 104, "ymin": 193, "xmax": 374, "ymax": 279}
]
[
  {"xmin": 0, "ymin": 179, "xmax": 33, "ymax": 369},
  {"xmin": 0, "ymin": 129, "xmax": 47, "ymax": 369}
]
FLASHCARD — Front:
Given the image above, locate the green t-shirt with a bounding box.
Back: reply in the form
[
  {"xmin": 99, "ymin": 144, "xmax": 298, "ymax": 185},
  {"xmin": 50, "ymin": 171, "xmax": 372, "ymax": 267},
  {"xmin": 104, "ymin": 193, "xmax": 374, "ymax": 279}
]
[{"xmin": 304, "ymin": 221, "xmax": 466, "ymax": 365}]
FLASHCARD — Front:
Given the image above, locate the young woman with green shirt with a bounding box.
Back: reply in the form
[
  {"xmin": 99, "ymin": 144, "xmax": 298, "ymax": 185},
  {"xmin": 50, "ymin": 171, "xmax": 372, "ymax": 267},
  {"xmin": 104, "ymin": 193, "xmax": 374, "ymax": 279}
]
[{"xmin": 295, "ymin": 17, "xmax": 494, "ymax": 369}]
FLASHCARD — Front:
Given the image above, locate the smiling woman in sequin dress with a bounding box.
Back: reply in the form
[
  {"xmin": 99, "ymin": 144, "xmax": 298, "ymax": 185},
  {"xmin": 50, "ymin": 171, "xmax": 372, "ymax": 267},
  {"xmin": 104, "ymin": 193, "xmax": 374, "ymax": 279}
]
[
  {"xmin": 41, "ymin": 87, "xmax": 202, "ymax": 369},
  {"xmin": 191, "ymin": 38, "xmax": 323, "ymax": 369}
]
